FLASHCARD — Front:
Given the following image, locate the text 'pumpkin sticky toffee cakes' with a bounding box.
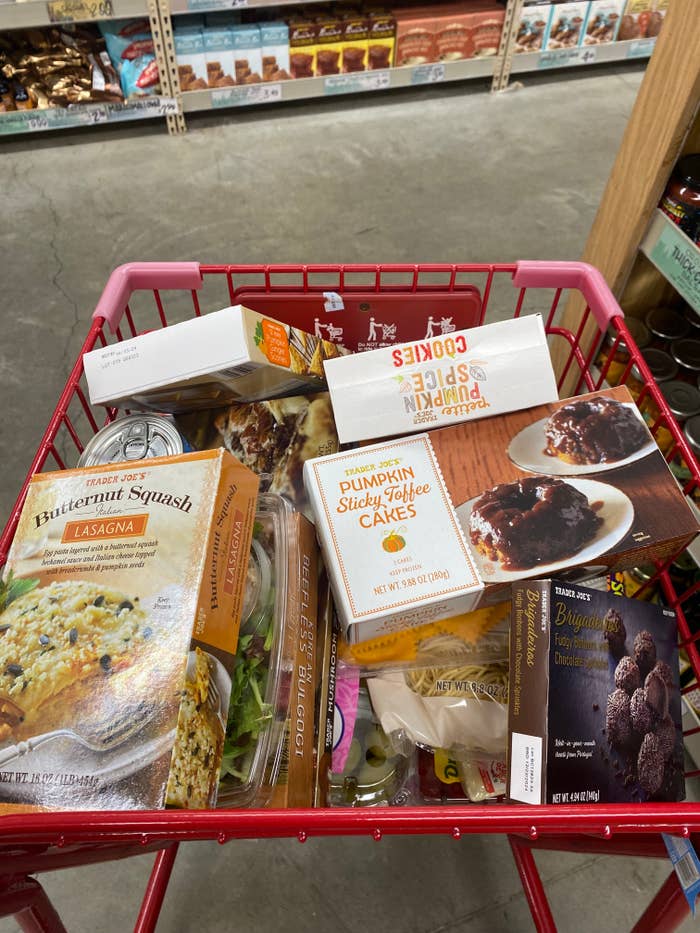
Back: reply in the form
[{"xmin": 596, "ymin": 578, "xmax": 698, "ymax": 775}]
[
  {"xmin": 544, "ymin": 396, "xmax": 648, "ymax": 465},
  {"xmin": 469, "ymin": 476, "xmax": 602, "ymax": 571}
]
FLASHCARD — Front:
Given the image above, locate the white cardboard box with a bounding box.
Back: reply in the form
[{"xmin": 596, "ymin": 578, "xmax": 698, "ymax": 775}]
[
  {"xmin": 304, "ymin": 434, "xmax": 484, "ymax": 643},
  {"xmin": 84, "ymin": 306, "xmax": 347, "ymax": 412},
  {"xmin": 323, "ymin": 313, "xmax": 557, "ymax": 444}
]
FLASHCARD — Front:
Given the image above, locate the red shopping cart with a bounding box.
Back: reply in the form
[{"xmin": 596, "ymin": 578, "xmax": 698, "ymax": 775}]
[{"xmin": 2, "ymin": 261, "xmax": 700, "ymax": 933}]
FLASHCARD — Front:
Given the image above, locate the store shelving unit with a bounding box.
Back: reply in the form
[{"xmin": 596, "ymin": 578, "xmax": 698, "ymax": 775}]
[
  {"xmin": 509, "ymin": 37, "xmax": 656, "ymax": 76},
  {"xmin": 557, "ymin": 0, "xmax": 700, "ymax": 390},
  {"xmin": 0, "ymin": 0, "xmax": 661, "ymax": 137},
  {"xmin": 181, "ymin": 56, "xmax": 494, "ymax": 113}
]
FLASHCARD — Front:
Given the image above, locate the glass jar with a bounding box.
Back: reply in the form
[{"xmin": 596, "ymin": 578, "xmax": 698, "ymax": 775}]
[
  {"xmin": 595, "ymin": 319, "xmax": 650, "ymax": 386},
  {"xmin": 659, "ymin": 153, "xmax": 700, "ymax": 246},
  {"xmin": 670, "ymin": 338, "xmax": 700, "ymax": 384},
  {"xmin": 639, "ymin": 379, "xmax": 700, "ymax": 455},
  {"xmin": 644, "ymin": 306, "xmax": 690, "ymax": 349},
  {"xmin": 627, "ymin": 348, "xmax": 678, "ymax": 400}
]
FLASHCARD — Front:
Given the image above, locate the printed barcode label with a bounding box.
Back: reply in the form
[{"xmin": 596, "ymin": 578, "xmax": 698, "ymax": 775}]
[
  {"xmin": 218, "ymin": 364, "xmax": 257, "ymax": 378},
  {"xmin": 509, "ymin": 732, "xmax": 542, "ymax": 804},
  {"xmin": 676, "ymin": 853, "xmax": 700, "ymax": 889}
]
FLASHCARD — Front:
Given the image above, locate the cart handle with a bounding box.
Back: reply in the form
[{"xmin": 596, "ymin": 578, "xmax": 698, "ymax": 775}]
[
  {"xmin": 92, "ymin": 260, "xmax": 623, "ymax": 335},
  {"xmin": 93, "ymin": 262, "xmax": 203, "ymax": 333},
  {"xmin": 513, "ymin": 261, "xmax": 624, "ymax": 332}
]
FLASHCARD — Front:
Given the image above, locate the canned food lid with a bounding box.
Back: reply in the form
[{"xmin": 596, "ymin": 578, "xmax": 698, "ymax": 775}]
[
  {"xmin": 603, "ymin": 319, "xmax": 650, "ymax": 354},
  {"xmin": 626, "ymin": 564, "xmax": 655, "ymax": 583},
  {"xmin": 645, "ymin": 307, "xmax": 691, "ymax": 341},
  {"xmin": 683, "ymin": 305, "xmax": 700, "ymax": 332},
  {"xmin": 660, "ymin": 380, "xmax": 700, "ymax": 418},
  {"xmin": 631, "ymin": 348, "xmax": 679, "ymax": 383},
  {"xmin": 78, "ymin": 415, "xmax": 183, "ymax": 467},
  {"xmin": 671, "ymin": 338, "xmax": 700, "ymax": 371},
  {"xmin": 684, "ymin": 415, "xmax": 700, "ymax": 455}
]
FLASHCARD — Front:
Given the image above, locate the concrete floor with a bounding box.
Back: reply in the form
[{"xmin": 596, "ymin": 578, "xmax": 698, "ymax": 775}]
[{"xmin": 1, "ymin": 64, "xmax": 696, "ymax": 932}]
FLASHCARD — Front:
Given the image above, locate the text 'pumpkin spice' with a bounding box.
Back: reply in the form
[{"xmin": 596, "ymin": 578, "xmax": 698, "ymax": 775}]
[{"xmin": 0, "ymin": 449, "xmax": 258, "ymax": 812}]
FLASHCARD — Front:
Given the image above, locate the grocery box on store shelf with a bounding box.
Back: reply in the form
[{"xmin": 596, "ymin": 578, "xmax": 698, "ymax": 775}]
[
  {"xmin": 394, "ymin": 8, "xmax": 437, "ymax": 66},
  {"xmin": 204, "ymin": 25, "xmax": 236, "ymax": 88},
  {"xmin": 367, "ymin": 10, "xmax": 396, "ymax": 69},
  {"xmin": 0, "ymin": 449, "xmax": 259, "ymax": 812},
  {"xmin": 341, "ymin": 10, "xmax": 370, "ymax": 73},
  {"xmin": 507, "ymin": 580, "xmax": 685, "ymax": 804},
  {"xmin": 323, "ymin": 314, "xmax": 557, "ymax": 443},
  {"xmin": 232, "ymin": 24, "xmax": 262, "ymax": 85},
  {"xmin": 174, "ymin": 26, "xmax": 208, "ymax": 91},
  {"xmin": 315, "ymin": 9, "xmax": 345, "ymax": 76},
  {"xmin": 83, "ymin": 305, "xmax": 349, "ymax": 413},
  {"xmin": 582, "ymin": 0, "xmax": 625, "ymax": 44},
  {"xmin": 618, "ymin": 0, "xmax": 665, "ymax": 40},
  {"xmin": 260, "ymin": 22, "xmax": 291, "ymax": 82},
  {"xmin": 544, "ymin": 1, "xmax": 590, "ymax": 49},
  {"xmin": 288, "ymin": 12, "xmax": 318, "ymax": 78},
  {"xmin": 514, "ymin": 2, "xmax": 553, "ymax": 53},
  {"xmin": 468, "ymin": 1, "xmax": 505, "ymax": 57}
]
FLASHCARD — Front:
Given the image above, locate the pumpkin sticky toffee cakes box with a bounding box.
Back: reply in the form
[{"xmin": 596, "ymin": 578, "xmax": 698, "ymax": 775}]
[{"xmin": 0, "ymin": 449, "xmax": 258, "ymax": 812}]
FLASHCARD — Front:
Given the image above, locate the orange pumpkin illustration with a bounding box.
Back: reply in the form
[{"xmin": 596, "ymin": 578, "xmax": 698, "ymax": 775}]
[{"xmin": 382, "ymin": 530, "xmax": 406, "ymax": 553}]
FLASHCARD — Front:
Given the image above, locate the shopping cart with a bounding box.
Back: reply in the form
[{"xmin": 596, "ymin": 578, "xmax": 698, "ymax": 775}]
[{"xmin": 2, "ymin": 261, "xmax": 700, "ymax": 933}]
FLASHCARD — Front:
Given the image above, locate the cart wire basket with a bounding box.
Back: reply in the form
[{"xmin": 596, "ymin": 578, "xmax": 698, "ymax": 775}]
[{"xmin": 2, "ymin": 261, "xmax": 700, "ymax": 933}]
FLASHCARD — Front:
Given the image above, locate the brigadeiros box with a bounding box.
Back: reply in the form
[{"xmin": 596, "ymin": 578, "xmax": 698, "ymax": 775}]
[
  {"xmin": 84, "ymin": 306, "xmax": 349, "ymax": 413},
  {"xmin": 323, "ymin": 314, "xmax": 557, "ymax": 444},
  {"xmin": 0, "ymin": 449, "xmax": 259, "ymax": 811},
  {"xmin": 507, "ymin": 580, "xmax": 684, "ymax": 804}
]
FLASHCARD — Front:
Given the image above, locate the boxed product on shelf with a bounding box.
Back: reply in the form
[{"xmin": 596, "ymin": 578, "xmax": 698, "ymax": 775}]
[
  {"xmin": 468, "ymin": 1, "xmax": 505, "ymax": 57},
  {"xmin": 83, "ymin": 306, "xmax": 349, "ymax": 413},
  {"xmin": 204, "ymin": 24, "xmax": 236, "ymax": 88},
  {"xmin": 260, "ymin": 21, "xmax": 291, "ymax": 81},
  {"xmin": 617, "ymin": 0, "xmax": 664, "ymax": 40},
  {"xmin": 288, "ymin": 12, "xmax": 317, "ymax": 78},
  {"xmin": 507, "ymin": 579, "xmax": 685, "ymax": 803},
  {"xmin": 232, "ymin": 23, "xmax": 262, "ymax": 84},
  {"xmin": 544, "ymin": 0, "xmax": 589, "ymax": 49},
  {"xmin": 341, "ymin": 10, "xmax": 370, "ymax": 73},
  {"xmin": 0, "ymin": 449, "xmax": 259, "ymax": 812},
  {"xmin": 433, "ymin": 6, "xmax": 475, "ymax": 62},
  {"xmin": 583, "ymin": 0, "xmax": 625, "ymax": 44},
  {"xmin": 514, "ymin": 2, "xmax": 553, "ymax": 52},
  {"xmin": 174, "ymin": 25, "xmax": 208, "ymax": 91},
  {"xmin": 315, "ymin": 9, "xmax": 344, "ymax": 76},
  {"xmin": 323, "ymin": 314, "xmax": 558, "ymax": 443},
  {"xmin": 394, "ymin": 8, "xmax": 437, "ymax": 66},
  {"xmin": 367, "ymin": 9, "xmax": 396, "ymax": 69}
]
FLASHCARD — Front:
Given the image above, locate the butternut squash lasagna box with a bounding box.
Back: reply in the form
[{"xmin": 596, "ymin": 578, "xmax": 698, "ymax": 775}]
[{"xmin": 0, "ymin": 449, "xmax": 258, "ymax": 812}]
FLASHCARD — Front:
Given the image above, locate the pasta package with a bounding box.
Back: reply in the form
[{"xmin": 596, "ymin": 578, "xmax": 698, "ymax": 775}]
[
  {"xmin": 340, "ymin": 602, "xmax": 510, "ymax": 670},
  {"xmin": 367, "ymin": 652, "xmax": 509, "ymax": 757}
]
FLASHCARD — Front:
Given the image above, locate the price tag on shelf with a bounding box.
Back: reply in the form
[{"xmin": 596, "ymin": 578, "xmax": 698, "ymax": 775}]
[
  {"xmin": 649, "ymin": 218, "xmax": 700, "ymax": 313},
  {"xmin": 106, "ymin": 97, "xmax": 178, "ymax": 120},
  {"xmin": 411, "ymin": 63, "xmax": 445, "ymax": 85},
  {"xmin": 0, "ymin": 110, "xmax": 51, "ymax": 135},
  {"xmin": 538, "ymin": 46, "xmax": 597, "ymax": 69},
  {"xmin": 626, "ymin": 38, "xmax": 656, "ymax": 59},
  {"xmin": 47, "ymin": 0, "xmax": 113, "ymax": 21},
  {"xmin": 211, "ymin": 83, "xmax": 282, "ymax": 108},
  {"xmin": 187, "ymin": 0, "xmax": 246, "ymax": 10},
  {"xmin": 324, "ymin": 71, "xmax": 390, "ymax": 95}
]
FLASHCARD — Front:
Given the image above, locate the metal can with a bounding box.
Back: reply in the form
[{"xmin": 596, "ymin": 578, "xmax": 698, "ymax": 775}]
[
  {"xmin": 670, "ymin": 338, "xmax": 700, "ymax": 383},
  {"xmin": 669, "ymin": 413, "xmax": 700, "ymax": 495},
  {"xmin": 639, "ymin": 379, "xmax": 700, "ymax": 455},
  {"xmin": 595, "ymin": 319, "xmax": 650, "ymax": 386},
  {"xmin": 627, "ymin": 348, "xmax": 678, "ymax": 400},
  {"xmin": 78, "ymin": 415, "xmax": 185, "ymax": 467},
  {"xmin": 644, "ymin": 306, "xmax": 690, "ymax": 349}
]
